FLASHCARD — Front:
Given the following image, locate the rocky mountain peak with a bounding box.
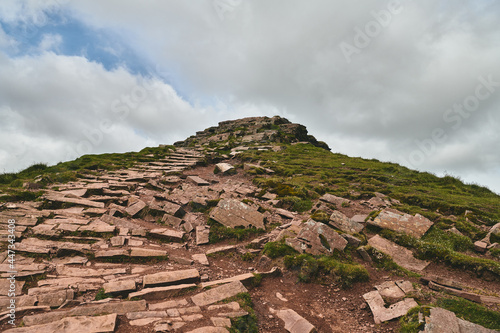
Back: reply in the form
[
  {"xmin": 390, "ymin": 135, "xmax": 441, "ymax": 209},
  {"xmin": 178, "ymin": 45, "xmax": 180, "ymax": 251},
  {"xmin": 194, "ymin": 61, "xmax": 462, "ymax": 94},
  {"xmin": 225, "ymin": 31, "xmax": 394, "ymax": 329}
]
[{"xmin": 174, "ymin": 115, "xmax": 330, "ymax": 151}]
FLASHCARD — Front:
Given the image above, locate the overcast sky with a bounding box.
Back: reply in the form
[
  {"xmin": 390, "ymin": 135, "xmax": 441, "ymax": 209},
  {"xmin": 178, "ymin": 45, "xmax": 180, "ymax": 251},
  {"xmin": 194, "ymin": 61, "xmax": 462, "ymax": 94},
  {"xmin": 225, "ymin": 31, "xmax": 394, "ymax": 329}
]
[{"xmin": 1, "ymin": 0, "xmax": 499, "ymax": 194}]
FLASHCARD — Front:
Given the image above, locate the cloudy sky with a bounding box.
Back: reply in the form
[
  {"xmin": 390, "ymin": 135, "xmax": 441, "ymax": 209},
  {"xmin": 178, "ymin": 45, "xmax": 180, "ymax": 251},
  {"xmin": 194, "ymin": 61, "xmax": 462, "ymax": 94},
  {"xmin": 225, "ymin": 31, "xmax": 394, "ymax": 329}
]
[{"xmin": 1, "ymin": 0, "xmax": 499, "ymax": 193}]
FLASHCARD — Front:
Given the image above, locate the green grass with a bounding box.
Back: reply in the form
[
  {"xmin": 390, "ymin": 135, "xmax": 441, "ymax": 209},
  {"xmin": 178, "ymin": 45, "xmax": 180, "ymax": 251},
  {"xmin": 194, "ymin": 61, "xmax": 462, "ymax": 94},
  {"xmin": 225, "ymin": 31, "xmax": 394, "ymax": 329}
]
[
  {"xmin": 0, "ymin": 145, "xmax": 175, "ymax": 198},
  {"xmin": 94, "ymin": 288, "xmax": 113, "ymax": 301},
  {"xmin": 400, "ymin": 298, "xmax": 500, "ymax": 332},
  {"xmin": 224, "ymin": 293, "xmax": 259, "ymax": 333},
  {"xmin": 380, "ymin": 230, "xmax": 500, "ymax": 278},
  {"xmin": 435, "ymin": 297, "xmax": 500, "ymax": 330},
  {"xmin": 283, "ymin": 253, "xmax": 369, "ymax": 288},
  {"xmin": 208, "ymin": 219, "xmax": 265, "ymax": 244},
  {"xmin": 262, "ymin": 241, "xmax": 299, "ymax": 259},
  {"xmin": 241, "ymin": 143, "xmax": 500, "ymax": 223}
]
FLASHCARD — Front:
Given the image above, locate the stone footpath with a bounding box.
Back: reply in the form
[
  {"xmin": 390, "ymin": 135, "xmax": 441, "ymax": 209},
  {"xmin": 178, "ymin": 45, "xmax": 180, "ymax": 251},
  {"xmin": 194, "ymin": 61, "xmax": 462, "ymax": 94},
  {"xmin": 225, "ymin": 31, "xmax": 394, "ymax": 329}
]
[{"xmin": 0, "ymin": 144, "xmax": 498, "ymax": 332}]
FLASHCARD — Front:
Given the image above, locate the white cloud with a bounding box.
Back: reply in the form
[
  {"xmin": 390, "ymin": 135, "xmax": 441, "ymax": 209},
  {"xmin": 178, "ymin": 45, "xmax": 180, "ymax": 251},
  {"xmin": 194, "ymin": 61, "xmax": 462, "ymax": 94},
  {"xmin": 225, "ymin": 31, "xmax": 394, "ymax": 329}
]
[
  {"xmin": 38, "ymin": 33, "xmax": 62, "ymax": 52},
  {"xmin": 0, "ymin": 0, "xmax": 499, "ymax": 192}
]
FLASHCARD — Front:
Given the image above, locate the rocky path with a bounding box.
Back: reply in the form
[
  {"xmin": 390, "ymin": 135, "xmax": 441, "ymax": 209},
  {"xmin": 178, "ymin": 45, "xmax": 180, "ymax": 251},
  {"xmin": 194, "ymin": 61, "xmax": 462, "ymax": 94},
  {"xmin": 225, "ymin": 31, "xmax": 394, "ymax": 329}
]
[{"xmin": 0, "ymin": 145, "xmax": 499, "ymax": 332}]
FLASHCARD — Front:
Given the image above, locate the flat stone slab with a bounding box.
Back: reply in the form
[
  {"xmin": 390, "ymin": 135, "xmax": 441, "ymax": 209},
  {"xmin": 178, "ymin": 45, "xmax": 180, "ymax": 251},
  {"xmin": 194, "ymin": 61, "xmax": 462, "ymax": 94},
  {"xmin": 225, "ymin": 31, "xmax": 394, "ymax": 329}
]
[
  {"xmin": 191, "ymin": 281, "xmax": 247, "ymax": 307},
  {"xmin": 192, "ymin": 253, "xmax": 209, "ymax": 266},
  {"xmin": 375, "ymin": 281, "xmax": 405, "ymax": 300},
  {"xmin": 201, "ymin": 273, "xmax": 254, "ymax": 288},
  {"xmin": 125, "ymin": 200, "xmax": 146, "ymax": 217},
  {"xmin": 0, "ymin": 279, "xmax": 24, "ymax": 296},
  {"xmin": 44, "ymin": 193, "xmax": 105, "ymax": 208},
  {"xmin": 129, "ymin": 283, "xmax": 196, "ymax": 301},
  {"xmin": 286, "ymin": 219, "xmax": 347, "ymax": 255},
  {"xmin": 129, "ymin": 248, "xmax": 167, "ymax": 257},
  {"xmin": 56, "ymin": 266, "xmax": 127, "ymax": 277},
  {"xmin": 196, "ymin": 226, "xmax": 210, "ymax": 245},
  {"xmin": 148, "ymin": 298, "xmax": 189, "ymax": 310},
  {"xmin": 5, "ymin": 313, "xmax": 117, "ymax": 333},
  {"xmin": 210, "ymin": 199, "xmax": 265, "ymax": 229},
  {"xmin": 368, "ymin": 209, "xmax": 433, "ymax": 238},
  {"xmin": 103, "ymin": 280, "xmax": 136, "ymax": 294},
  {"xmin": 277, "ymin": 308, "xmax": 316, "ymax": 333},
  {"xmin": 187, "ymin": 176, "xmax": 210, "ymax": 186},
  {"xmin": 422, "ymin": 307, "xmax": 498, "ymax": 333},
  {"xmin": 363, "ymin": 290, "xmax": 418, "ymax": 324},
  {"xmin": 23, "ymin": 300, "xmax": 146, "ymax": 326},
  {"xmin": 319, "ymin": 193, "xmax": 350, "ymax": 206},
  {"xmin": 37, "ymin": 289, "xmax": 74, "ymax": 308},
  {"xmin": 330, "ymin": 210, "xmax": 364, "ymax": 234},
  {"xmin": 143, "ymin": 269, "xmax": 200, "ymax": 287},
  {"xmin": 16, "ymin": 238, "xmax": 91, "ymax": 254},
  {"xmin": 368, "ymin": 235, "xmax": 430, "ymax": 271},
  {"xmin": 149, "ymin": 228, "xmax": 185, "ymax": 242},
  {"xmin": 185, "ymin": 328, "xmax": 229, "ymax": 333},
  {"xmin": 214, "ymin": 163, "xmax": 236, "ymax": 175}
]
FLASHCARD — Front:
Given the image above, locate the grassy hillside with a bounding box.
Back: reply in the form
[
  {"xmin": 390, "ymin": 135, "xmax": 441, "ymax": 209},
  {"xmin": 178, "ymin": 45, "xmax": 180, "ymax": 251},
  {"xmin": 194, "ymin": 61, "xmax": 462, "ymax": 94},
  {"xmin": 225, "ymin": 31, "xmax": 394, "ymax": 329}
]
[{"xmin": 241, "ymin": 143, "xmax": 500, "ymax": 240}]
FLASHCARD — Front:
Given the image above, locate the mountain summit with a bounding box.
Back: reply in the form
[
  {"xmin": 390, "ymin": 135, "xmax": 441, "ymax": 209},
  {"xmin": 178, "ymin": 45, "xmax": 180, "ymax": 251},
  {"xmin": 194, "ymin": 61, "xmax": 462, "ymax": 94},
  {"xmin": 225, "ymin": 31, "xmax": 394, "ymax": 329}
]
[
  {"xmin": 0, "ymin": 117, "xmax": 499, "ymax": 332},
  {"xmin": 174, "ymin": 116, "xmax": 330, "ymax": 151}
]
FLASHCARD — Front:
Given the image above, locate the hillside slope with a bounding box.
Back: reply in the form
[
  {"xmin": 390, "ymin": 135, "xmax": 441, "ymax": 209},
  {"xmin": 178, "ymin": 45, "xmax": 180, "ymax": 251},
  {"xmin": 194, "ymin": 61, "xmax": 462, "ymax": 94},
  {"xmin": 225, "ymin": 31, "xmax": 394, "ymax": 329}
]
[{"xmin": 0, "ymin": 116, "xmax": 499, "ymax": 333}]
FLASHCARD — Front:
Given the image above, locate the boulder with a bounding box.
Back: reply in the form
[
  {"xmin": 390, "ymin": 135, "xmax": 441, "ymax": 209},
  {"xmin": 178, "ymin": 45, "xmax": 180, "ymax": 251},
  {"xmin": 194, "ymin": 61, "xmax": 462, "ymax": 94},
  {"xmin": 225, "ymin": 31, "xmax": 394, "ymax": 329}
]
[
  {"xmin": 368, "ymin": 209, "xmax": 433, "ymax": 238},
  {"xmin": 286, "ymin": 219, "xmax": 347, "ymax": 255},
  {"xmin": 330, "ymin": 211, "xmax": 364, "ymax": 234},
  {"xmin": 187, "ymin": 176, "xmax": 210, "ymax": 186},
  {"xmin": 214, "ymin": 163, "xmax": 236, "ymax": 175},
  {"xmin": 196, "ymin": 226, "xmax": 210, "ymax": 245}
]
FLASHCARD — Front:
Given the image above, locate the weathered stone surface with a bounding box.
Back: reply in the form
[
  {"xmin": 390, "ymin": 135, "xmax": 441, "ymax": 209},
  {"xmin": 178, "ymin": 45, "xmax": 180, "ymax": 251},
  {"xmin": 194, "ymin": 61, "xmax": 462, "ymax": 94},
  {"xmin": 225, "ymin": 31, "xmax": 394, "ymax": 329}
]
[
  {"xmin": 44, "ymin": 193, "xmax": 105, "ymax": 208},
  {"xmin": 129, "ymin": 284, "xmax": 197, "ymax": 301},
  {"xmin": 206, "ymin": 245, "xmax": 238, "ymax": 255},
  {"xmin": 351, "ymin": 214, "xmax": 368, "ymax": 224},
  {"xmin": 276, "ymin": 308, "xmax": 316, "ymax": 333},
  {"xmin": 191, "ymin": 281, "xmax": 248, "ymax": 307},
  {"xmin": 126, "ymin": 311, "xmax": 168, "ymax": 320},
  {"xmin": 37, "ymin": 289, "xmax": 74, "ymax": 307},
  {"xmin": 143, "ymin": 269, "xmax": 200, "ymax": 287},
  {"xmin": 0, "ymin": 279, "xmax": 24, "ymax": 296},
  {"xmin": 103, "ymin": 280, "xmax": 136, "ymax": 294},
  {"xmin": 368, "ymin": 209, "xmax": 433, "ymax": 238},
  {"xmin": 201, "ymin": 273, "xmax": 255, "ymax": 288},
  {"xmin": 95, "ymin": 249, "xmax": 129, "ymax": 258},
  {"xmin": 420, "ymin": 307, "xmax": 499, "ymax": 333},
  {"xmin": 215, "ymin": 163, "xmax": 236, "ymax": 175},
  {"xmin": 79, "ymin": 220, "xmax": 115, "ymax": 233},
  {"xmin": 149, "ymin": 298, "xmax": 189, "ymax": 310},
  {"xmin": 196, "ymin": 226, "xmax": 210, "ymax": 245},
  {"xmin": 210, "ymin": 199, "xmax": 265, "ymax": 229},
  {"xmin": 56, "ymin": 266, "xmax": 126, "ymax": 277},
  {"xmin": 149, "ymin": 228, "xmax": 185, "ymax": 242},
  {"xmin": 185, "ymin": 327, "xmax": 228, "ymax": 333},
  {"xmin": 5, "ymin": 313, "xmax": 117, "ymax": 333},
  {"xmin": 125, "ymin": 200, "xmax": 146, "ymax": 217},
  {"xmin": 23, "ymin": 300, "xmax": 146, "ymax": 326},
  {"xmin": 207, "ymin": 302, "xmax": 241, "ymax": 311},
  {"xmin": 375, "ymin": 281, "xmax": 405, "ymax": 300},
  {"xmin": 341, "ymin": 234, "xmax": 362, "ymax": 247},
  {"xmin": 286, "ymin": 220, "xmax": 347, "ymax": 255},
  {"xmin": 368, "ymin": 235, "xmax": 430, "ymax": 271},
  {"xmin": 275, "ymin": 208, "xmax": 294, "ymax": 219},
  {"xmin": 363, "ymin": 290, "xmax": 418, "ymax": 324},
  {"xmin": 162, "ymin": 214, "xmax": 183, "ymax": 227},
  {"xmin": 192, "ymin": 253, "xmax": 209, "ymax": 266},
  {"xmin": 130, "ymin": 248, "xmax": 167, "ymax": 257},
  {"xmin": 474, "ymin": 240, "xmax": 488, "ymax": 253},
  {"xmin": 129, "ymin": 318, "xmax": 163, "ymax": 326},
  {"xmin": 319, "ymin": 193, "xmax": 350, "ymax": 206},
  {"xmin": 330, "ymin": 210, "xmax": 364, "ymax": 234},
  {"xmin": 212, "ymin": 317, "xmax": 232, "ymax": 327},
  {"xmin": 187, "ymin": 176, "xmax": 210, "ymax": 186},
  {"xmin": 16, "ymin": 238, "xmax": 91, "ymax": 254},
  {"xmin": 110, "ymin": 236, "xmax": 125, "ymax": 246},
  {"xmin": 395, "ymin": 280, "xmax": 415, "ymax": 294}
]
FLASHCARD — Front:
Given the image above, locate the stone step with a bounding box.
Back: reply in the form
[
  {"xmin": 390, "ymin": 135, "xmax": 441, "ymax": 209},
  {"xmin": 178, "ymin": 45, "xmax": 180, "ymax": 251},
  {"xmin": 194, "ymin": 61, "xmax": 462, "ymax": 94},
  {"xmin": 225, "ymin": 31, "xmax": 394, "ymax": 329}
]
[
  {"xmin": 191, "ymin": 281, "xmax": 248, "ymax": 307},
  {"xmin": 143, "ymin": 269, "xmax": 200, "ymax": 288},
  {"xmin": 129, "ymin": 283, "xmax": 197, "ymax": 301},
  {"xmin": 5, "ymin": 313, "xmax": 117, "ymax": 333}
]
